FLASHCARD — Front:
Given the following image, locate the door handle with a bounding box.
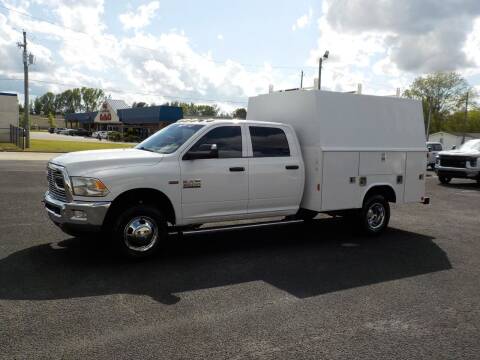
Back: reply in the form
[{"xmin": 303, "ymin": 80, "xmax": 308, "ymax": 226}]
[
  {"xmin": 229, "ymin": 167, "xmax": 245, "ymax": 172},
  {"xmin": 285, "ymin": 165, "xmax": 299, "ymax": 170}
]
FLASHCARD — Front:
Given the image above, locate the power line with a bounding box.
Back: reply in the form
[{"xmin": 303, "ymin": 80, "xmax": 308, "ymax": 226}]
[
  {"xmin": 0, "ymin": 77, "xmax": 248, "ymax": 104},
  {"xmin": 0, "ymin": 4, "xmax": 315, "ymax": 71}
]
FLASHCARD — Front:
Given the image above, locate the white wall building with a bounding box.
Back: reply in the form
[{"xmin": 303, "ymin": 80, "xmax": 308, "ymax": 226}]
[
  {"xmin": 0, "ymin": 92, "xmax": 19, "ymax": 142},
  {"xmin": 428, "ymin": 132, "xmax": 480, "ymax": 150}
]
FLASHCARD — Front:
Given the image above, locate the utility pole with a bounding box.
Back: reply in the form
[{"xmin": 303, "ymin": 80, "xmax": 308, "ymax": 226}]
[
  {"xmin": 425, "ymin": 98, "xmax": 432, "ymax": 141},
  {"xmin": 462, "ymin": 91, "xmax": 469, "ymax": 145},
  {"xmin": 17, "ymin": 30, "xmax": 31, "ymax": 148},
  {"xmin": 300, "ymin": 70, "xmax": 304, "ymax": 89}
]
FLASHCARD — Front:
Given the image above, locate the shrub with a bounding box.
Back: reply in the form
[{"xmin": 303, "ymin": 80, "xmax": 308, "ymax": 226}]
[{"xmin": 108, "ymin": 131, "xmax": 123, "ymax": 142}]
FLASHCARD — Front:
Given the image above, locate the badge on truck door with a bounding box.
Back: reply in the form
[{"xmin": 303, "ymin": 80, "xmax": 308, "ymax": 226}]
[{"xmin": 183, "ymin": 179, "xmax": 202, "ymax": 188}]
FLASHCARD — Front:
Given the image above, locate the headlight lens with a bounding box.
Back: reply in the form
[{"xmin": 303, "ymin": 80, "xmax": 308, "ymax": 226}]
[{"xmin": 71, "ymin": 177, "xmax": 109, "ymax": 197}]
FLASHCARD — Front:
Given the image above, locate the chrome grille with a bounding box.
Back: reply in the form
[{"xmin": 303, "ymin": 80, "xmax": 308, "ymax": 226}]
[{"xmin": 47, "ymin": 165, "xmax": 67, "ymax": 201}]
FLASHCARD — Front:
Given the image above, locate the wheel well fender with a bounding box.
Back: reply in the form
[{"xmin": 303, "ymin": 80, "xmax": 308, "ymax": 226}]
[
  {"xmin": 104, "ymin": 188, "xmax": 176, "ymax": 227},
  {"xmin": 362, "ymin": 184, "xmax": 397, "ymax": 205}
]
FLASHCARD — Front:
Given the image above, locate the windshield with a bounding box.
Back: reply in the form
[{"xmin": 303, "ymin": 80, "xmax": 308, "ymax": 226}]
[
  {"xmin": 459, "ymin": 139, "xmax": 480, "ymax": 152},
  {"xmin": 135, "ymin": 123, "xmax": 204, "ymax": 154}
]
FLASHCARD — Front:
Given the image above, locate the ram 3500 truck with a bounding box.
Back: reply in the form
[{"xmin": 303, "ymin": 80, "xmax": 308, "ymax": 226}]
[
  {"xmin": 44, "ymin": 90, "xmax": 428, "ymax": 258},
  {"xmin": 435, "ymin": 139, "xmax": 480, "ymax": 184}
]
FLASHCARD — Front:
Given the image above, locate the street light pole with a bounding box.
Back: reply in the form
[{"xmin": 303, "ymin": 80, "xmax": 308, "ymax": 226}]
[
  {"xmin": 462, "ymin": 91, "xmax": 469, "ymax": 145},
  {"xmin": 318, "ymin": 50, "xmax": 329, "ymax": 90},
  {"xmin": 318, "ymin": 58, "xmax": 322, "ymax": 90}
]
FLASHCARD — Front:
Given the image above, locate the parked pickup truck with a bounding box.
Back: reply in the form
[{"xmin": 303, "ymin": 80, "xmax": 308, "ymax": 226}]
[
  {"xmin": 435, "ymin": 139, "xmax": 480, "ymax": 184},
  {"xmin": 44, "ymin": 90, "xmax": 428, "ymax": 258}
]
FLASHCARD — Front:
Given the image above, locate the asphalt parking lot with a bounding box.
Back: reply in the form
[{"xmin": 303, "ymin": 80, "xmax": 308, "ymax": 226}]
[{"xmin": 1, "ymin": 161, "xmax": 479, "ymax": 359}]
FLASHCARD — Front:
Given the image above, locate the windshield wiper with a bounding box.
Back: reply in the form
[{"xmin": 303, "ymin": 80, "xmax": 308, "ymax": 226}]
[{"xmin": 137, "ymin": 146, "xmax": 155, "ymax": 153}]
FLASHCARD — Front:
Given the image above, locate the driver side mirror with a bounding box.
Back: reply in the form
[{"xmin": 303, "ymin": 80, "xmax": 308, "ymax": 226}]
[{"xmin": 184, "ymin": 144, "xmax": 218, "ymax": 160}]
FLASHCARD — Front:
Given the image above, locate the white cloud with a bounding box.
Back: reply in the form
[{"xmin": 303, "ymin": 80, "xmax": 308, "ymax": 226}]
[
  {"xmin": 217, "ymin": 34, "xmax": 224, "ymax": 41},
  {"xmin": 0, "ymin": 1, "xmax": 294, "ymax": 111},
  {"xmin": 325, "ymin": 0, "xmax": 480, "ymax": 73},
  {"xmin": 119, "ymin": 1, "xmax": 160, "ymax": 31},
  {"xmin": 292, "ymin": 8, "xmax": 313, "ymax": 31},
  {"xmin": 308, "ymin": 0, "xmax": 480, "ymax": 94}
]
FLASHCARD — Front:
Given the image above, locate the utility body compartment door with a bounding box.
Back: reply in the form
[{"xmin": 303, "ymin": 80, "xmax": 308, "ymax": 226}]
[
  {"xmin": 404, "ymin": 151, "xmax": 426, "ymax": 203},
  {"xmin": 321, "ymin": 151, "xmax": 360, "ymax": 210}
]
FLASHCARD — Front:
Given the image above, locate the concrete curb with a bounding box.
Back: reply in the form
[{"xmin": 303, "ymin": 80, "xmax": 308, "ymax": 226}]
[{"xmin": 0, "ymin": 152, "xmax": 59, "ymax": 161}]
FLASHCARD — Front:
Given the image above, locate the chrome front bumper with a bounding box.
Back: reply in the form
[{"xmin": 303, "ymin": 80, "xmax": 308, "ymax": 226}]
[{"xmin": 44, "ymin": 191, "xmax": 111, "ymax": 229}]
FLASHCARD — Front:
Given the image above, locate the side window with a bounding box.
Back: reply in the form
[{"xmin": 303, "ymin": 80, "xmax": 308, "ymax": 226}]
[
  {"xmin": 433, "ymin": 144, "xmax": 442, "ymax": 151},
  {"xmin": 249, "ymin": 126, "xmax": 290, "ymax": 157},
  {"xmin": 189, "ymin": 126, "xmax": 242, "ymax": 158}
]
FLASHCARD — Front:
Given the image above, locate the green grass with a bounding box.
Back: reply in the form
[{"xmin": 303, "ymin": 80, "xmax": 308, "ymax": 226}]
[
  {"xmin": 0, "ymin": 142, "xmax": 20, "ymax": 151},
  {"xmin": 1, "ymin": 139, "xmax": 134, "ymax": 153}
]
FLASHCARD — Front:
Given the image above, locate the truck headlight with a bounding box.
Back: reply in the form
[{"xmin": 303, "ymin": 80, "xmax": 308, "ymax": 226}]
[{"xmin": 71, "ymin": 177, "xmax": 109, "ymax": 197}]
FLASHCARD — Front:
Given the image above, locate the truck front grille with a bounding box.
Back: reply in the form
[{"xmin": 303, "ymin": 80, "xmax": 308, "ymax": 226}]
[
  {"xmin": 440, "ymin": 156, "xmax": 468, "ymax": 168},
  {"xmin": 47, "ymin": 165, "xmax": 67, "ymax": 202}
]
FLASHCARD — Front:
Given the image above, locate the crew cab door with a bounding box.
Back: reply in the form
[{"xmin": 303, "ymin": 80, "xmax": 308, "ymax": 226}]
[
  {"xmin": 246, "ymin": 125, "xmax": 303, "ymax": 215},
  {"xmin": 180, "ymin": 125, "xmax": 249, "ymax": 222}
]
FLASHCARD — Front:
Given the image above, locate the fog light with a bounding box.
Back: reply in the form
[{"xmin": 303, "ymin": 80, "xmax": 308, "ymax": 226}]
[{"xmin": 71, "ymin": 210, "xmax": 87, "ymax": 220}]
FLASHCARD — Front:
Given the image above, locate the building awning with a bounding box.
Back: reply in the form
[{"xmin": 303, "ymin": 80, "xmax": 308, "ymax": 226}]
[
  {"xmin": 118, "ymin": 105, "xmax": 183, "ymax": 125},
  {"xmin": 64, "ymin": 111, "xmax": 98, "ymax": 124}
]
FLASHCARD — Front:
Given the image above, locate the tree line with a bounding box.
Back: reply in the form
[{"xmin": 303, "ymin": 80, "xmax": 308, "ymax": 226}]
[
  {"xmin": 403, "ymin": 72, "xmax": 478, "ymax": 134},
  {"xmin": 31, "ymin": 87, "xmax": 105, "ymax": 116},
  {"xmin": 162, "ymin": 101, "xmax": 246, "ymax": 119},
  {"xmin": 25, "ymin": 88, "xmax": 248, "ymax": 120}
]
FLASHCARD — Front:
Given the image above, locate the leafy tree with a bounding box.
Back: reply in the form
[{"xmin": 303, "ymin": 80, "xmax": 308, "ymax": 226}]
[
  {"xmin": 443, "ymin": 109, "xmax": 480, "ymax": 133},
  {"xmin": 61, "ymin": 89, "xmax": 82, "ymax": 114},
  {"xmin": 33, "ymin": 97, "xmax": 42, "ymax": 115},
  {"xmin": 40, "ymin": 92, "xmax": 56, "ymax": 115},
  {"xmin": 132, "ymin": 101, "xmax": 148, "ymax": 108},
  {"xmin": 81, "ymin": 87, "xmax": 104, "ymax": 112},
  {"xmin": 233, "ymin": 108, "xmax": 247, "ymax": 119},
  {"xmin": 403, "ymin": 72, "xmax": 470, "ymax": 134},
  {"xmin": 54, "ymin": 92, "xmax": 66, "ymax": 114},
  {"xmin": 47, "ymin": 113, "xmax": 56, "ymax": 128},
  {"xmin": 196, "ymin": 104, "xmax": 219, "ymax": 117}
]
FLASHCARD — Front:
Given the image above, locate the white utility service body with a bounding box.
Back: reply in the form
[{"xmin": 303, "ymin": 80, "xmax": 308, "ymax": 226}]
[
  {"xmin": 248, "ymin": 90, "xmax": 428, "ymax": 212},
  {"xmin": 43, "ymin": 89, "xmax": 428, "ymax": 258}
]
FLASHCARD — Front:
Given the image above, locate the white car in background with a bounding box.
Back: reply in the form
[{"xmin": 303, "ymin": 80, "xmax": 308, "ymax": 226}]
[
  {"xmin": 92, "ymin": 131, "xmax": 109, "ymax": 139},
  {"xmin": 427, "ymin": 141, "xmax": 443, "ymax": 169}
]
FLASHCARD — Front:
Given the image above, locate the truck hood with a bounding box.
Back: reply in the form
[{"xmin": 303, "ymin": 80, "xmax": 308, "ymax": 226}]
[
  {"xmin": 51, "ymin": 148, "xmax": 163, "ymax": 175},
  {"xmin": 438, "ymin": 149, "xmax": 480, "ymax": 157}
]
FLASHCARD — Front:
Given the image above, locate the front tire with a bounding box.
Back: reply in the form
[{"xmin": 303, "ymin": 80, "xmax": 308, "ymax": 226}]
[
  {"xmin": 439, "ymin": 175, "xmax": 452, "ymax": 184},
  {"xmin": 113, "ymin": 205, "xmax": 167, "ymax": 258},
  {"xmin": 359, "ymin": 195, "xmax": 390, "ymax": 235}
]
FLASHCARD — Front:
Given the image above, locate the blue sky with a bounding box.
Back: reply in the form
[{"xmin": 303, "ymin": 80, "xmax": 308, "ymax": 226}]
[{"xmin": 0, "ymin": 0, "xmax": 479, "ymax": 111}]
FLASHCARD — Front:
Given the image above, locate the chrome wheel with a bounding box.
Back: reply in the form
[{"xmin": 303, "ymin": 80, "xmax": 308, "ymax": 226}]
[
  {"xmin": 123, "ymin": 216, "xmax": 158, "ymax": 252},
  {"xmin": 366, "ymin": 203, "xmax": 386, "ymax": 230}
]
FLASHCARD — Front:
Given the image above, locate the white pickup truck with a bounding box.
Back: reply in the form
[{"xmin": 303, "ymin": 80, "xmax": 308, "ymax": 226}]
[
  {"xmin": 44, "ymin": 90, "xmax": 428, "ymax": 258},
  {"xmin": 435, "ymin": 139, "xmax": 480, "ymax": 184}
]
